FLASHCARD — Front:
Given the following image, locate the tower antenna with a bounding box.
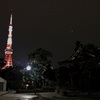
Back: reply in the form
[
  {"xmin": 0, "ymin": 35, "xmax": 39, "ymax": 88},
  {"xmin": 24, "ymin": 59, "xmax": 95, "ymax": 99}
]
[{"xmin": 2, "ymin": 11, "xmax": 13, "ymax": 70}]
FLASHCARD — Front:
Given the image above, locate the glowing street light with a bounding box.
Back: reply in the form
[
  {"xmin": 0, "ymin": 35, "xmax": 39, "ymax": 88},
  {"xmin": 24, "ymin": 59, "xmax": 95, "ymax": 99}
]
[
  {"xmin": 26, "ymin": 84, "xmax": 29, "ymax": 89},
  {"xmin": 26, "ymin": 65, "xmax": 31, "ymax": 71}
]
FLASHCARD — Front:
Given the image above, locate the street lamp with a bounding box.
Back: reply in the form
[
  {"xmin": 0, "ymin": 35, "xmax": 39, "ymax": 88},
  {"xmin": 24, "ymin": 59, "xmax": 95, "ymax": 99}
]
[
  {"xmin": 26, "ymin": 84, "xmax": 29, "ymax": 89},
  {"xmin": 26, "ymin": 65, "xmax": 31, "ymax": 71}
]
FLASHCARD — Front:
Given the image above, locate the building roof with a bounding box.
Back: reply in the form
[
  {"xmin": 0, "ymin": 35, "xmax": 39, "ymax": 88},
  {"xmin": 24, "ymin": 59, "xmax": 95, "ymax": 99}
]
[{"xmin": 0, "ymin": 77, "xmax": 7, "ymax": 82}]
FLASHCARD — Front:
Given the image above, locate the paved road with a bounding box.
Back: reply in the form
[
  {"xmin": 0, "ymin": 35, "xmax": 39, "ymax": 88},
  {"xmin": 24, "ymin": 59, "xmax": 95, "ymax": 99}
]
[
  {"xmin": 1, "ymin": 91, "xmax": 100, "ymax": 100},
  {"xmin": 0, "ymin": 91, "xmax": 38, "ymax": 100}
]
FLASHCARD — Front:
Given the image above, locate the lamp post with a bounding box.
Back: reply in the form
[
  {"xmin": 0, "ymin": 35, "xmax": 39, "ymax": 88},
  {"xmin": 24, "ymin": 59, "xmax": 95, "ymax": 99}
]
[
  {"xmin": 26, "ymin": 65, "xmax": 31, "ymax": 71},
  {"xmin": 22, "ymin": 65, "xmax": 31, "ymax": 89}
]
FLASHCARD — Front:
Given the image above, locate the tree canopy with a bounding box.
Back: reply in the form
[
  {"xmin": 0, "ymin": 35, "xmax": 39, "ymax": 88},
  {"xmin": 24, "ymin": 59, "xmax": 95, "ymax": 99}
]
[{"xmin": 28, "ymin": 48, "xmax": 53, "ymax": 84}]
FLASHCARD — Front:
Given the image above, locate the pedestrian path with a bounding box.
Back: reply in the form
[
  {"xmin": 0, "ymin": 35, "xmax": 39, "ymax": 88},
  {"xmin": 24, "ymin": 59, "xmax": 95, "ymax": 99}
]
[
  {"xmin": 38, "ymin": 92, "xmax": 100, "ymax": 100},
  {"xmin": 38, "ymin": 92, "xmax": 67, "ymax": 99},
  {"xmin": 0, "ymin": 91, "xmax": 38, "ymax": 100}
]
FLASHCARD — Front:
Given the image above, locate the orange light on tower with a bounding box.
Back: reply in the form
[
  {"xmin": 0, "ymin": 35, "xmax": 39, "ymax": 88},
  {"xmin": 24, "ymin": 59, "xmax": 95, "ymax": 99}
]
[{"xmin": 2, "ymin": 13, "xmax": 13, "ymax": 70}]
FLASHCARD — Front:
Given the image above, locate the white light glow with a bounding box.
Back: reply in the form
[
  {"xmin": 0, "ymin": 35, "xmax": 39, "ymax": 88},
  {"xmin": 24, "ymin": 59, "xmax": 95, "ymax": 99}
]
[
  {"xmin": 26, "ymin": 65, "xmax": 31, "ymax": 71},
  {"xmin": 7, "ymin": 38, "xmax": 12, "ymax": 45}
]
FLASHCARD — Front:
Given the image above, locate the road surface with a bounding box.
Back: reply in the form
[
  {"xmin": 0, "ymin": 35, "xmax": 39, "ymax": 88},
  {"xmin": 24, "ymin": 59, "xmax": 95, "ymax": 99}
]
[
  {"xmin": 0, "ymin": 91, "xmax": 38, "ymax": 100},
  {"xmin": 1, "ymin": 91, "xmax": 100, "ymax": 100}
]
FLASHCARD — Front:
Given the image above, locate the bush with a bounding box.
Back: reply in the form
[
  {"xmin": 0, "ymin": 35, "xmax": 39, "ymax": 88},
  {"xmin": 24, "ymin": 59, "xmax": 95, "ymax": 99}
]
[{"xmin": 41, "ymin": 86, "xmax": 55, "ymax": 92}]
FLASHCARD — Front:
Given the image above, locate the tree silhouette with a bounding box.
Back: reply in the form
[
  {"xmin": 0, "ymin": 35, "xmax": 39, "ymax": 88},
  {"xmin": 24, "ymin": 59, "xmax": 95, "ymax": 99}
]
[{"xmin": 28, "ymin": 48, "xmax": 53, "ymax": 87}]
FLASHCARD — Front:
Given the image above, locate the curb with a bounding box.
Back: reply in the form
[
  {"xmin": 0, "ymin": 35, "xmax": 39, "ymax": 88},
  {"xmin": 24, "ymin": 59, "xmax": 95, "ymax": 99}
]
[{"xmin": 0, "ymin": 91, "xmax": 11, "ymax": 96}]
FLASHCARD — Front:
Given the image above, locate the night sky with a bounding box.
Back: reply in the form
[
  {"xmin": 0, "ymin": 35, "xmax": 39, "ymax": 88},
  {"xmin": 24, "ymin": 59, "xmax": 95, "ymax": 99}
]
[{"xmin": 0, "ymin": 0, "xmax": 100, "ymax": 67}]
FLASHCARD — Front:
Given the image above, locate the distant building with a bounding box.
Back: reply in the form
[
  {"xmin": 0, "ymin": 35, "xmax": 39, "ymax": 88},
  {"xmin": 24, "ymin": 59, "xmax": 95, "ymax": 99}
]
[
  {"xmin": 58, "ymin": 43, "xmax": 83, "ymax": 68},
  {"xmin": 0, "ymin": 77, "xmax": 7, "ymax": 91}
]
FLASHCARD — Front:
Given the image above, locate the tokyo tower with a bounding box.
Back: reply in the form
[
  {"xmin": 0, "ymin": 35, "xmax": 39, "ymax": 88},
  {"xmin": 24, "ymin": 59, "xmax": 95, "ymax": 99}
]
[{"xmin": 2, "ymin": 14, "xmax": 13, "ymax": 70}]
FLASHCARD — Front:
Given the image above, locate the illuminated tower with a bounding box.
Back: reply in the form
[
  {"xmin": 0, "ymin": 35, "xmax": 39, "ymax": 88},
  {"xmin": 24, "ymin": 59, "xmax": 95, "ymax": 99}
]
[{"xmin": 2, "ymin": 14, "xmax": 13, "ymax": 70}]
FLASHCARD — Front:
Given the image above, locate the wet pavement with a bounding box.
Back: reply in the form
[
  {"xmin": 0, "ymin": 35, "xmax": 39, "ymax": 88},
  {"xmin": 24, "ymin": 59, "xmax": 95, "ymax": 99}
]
[
  {"xmin": 1, "ymin": 91, "xmax": 100, "ymax": 100},
  {"xmin": 0, "ymin": 91, "xmax": 38, "ymax": 100}
]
